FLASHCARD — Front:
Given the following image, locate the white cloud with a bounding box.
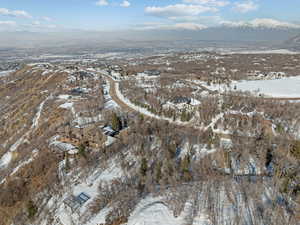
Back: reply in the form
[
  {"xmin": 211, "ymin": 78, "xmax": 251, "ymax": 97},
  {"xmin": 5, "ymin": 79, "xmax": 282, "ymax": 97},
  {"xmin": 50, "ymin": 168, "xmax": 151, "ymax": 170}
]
[
  {"xmin": 0, "ymin": 8, "xmax": 32, "ymax": 18},
  {"xmin": 168, "ymin": 15, "xmax": 222, "ymax": 25},
  {"xmin": 221, "ymin": 18, "xmax": 300, "ymax": 29},
  {"xmin": 120, "ymin": 1, "xmax": 130, "ymax": 8},
  {"xmin": 233, "ymin": 1, "xmax": 258, "ymax": 13},
  {"xmin": 173, "ymin": 22, "xmax": 207, "ymax": 30},
  {"xmin": 145, "ymin": 4, "xmax": 218, "ymax": 18},
  {"xmin": 42, "ymin": 17, "xmax": 53, "ymax": 22},
  {"xmin": 183, "ymin": 0, "xmax": 229, "ymax": 7},
  {"xmin": 96, "ymin": 0, "xmax": 109, "ymax": 6}
]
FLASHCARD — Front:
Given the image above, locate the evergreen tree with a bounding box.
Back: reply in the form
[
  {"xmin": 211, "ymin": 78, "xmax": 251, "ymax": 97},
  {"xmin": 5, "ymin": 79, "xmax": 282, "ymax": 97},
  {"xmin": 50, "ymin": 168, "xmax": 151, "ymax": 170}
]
[
  {"xmin": 65, "ymin": 152, "xmax": 70, "ymax": 171},
  {"xmin": 155, "ymin": 161, "xmax": 162, "ymax": 183},
  {"xmin": 181, "ymin": 155, "xmax": 192, "ymax": 182},
  {"xmin": 111, "ymin": 112, "xmax": 122, "ymax": 131},
  {"xmin": 140, "ymin": 158, "xmax": 148, "ymax": 177},
  {"xmin": 167, "ymin": 143, "xmax": 177, "ymax": 158}
]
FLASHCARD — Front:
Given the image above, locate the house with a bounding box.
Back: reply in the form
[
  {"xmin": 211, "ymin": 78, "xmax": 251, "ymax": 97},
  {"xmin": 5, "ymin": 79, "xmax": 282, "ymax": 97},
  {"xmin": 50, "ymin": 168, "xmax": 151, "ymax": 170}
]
[
  {"xmin": 49, "ymin": 138, "xmax": 79, "ymax": 155},
  {"xmin": 65, "ymin": 65, "xmax": 79, "ymax": 70},
  {"xmin": 63, "ymin": 192, "xmax": 91, "ymax": 212},
  {"xmin": 101, "ymin": 125, "xmax": 118, "ymax": 137},
  {"xmin": 70, "ymin": 71, "xmax": 94, "ymax": 80},
  {"xmin": 108, "ymin": 65, "xmax": 123, "ymax": 73},
  {"xmin": 70, "ymin": 87, "xmax": 90, "ymax": 95},
  {"xmin": 111, "ymin": 65, "xmax": 123, "ymax": 72},
  {"xmin": 171, "ymin": 96, "xmax": 191, "ymax": 105},
  {"xmin": 144, "ymin": 70, "xmax": 161, "ymax": 76},
  {"xmin": 78, "ymin": 71, "xmax": 93, "ymax": 80}
]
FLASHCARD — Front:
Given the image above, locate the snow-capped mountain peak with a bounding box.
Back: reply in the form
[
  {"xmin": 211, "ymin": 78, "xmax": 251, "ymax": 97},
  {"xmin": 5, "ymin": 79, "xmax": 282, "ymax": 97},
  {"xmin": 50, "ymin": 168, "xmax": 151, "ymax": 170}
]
[{"xmin": 221, "ymin": 18, "xmax": 300, "ymax": 30}]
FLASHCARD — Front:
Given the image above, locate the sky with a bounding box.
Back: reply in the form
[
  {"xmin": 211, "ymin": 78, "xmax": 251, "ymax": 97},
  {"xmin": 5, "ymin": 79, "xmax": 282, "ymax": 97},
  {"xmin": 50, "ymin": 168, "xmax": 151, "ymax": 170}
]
[{"xmin": 1, "ymin": 0, "xmax": 300, "ymax": 32}]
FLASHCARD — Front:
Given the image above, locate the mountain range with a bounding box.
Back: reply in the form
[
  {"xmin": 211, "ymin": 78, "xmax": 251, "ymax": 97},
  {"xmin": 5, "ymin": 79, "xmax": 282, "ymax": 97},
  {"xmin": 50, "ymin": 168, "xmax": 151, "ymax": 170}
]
[{"xmin": 1, "ymin": 24, "xmax": 300, "ymax": 52}]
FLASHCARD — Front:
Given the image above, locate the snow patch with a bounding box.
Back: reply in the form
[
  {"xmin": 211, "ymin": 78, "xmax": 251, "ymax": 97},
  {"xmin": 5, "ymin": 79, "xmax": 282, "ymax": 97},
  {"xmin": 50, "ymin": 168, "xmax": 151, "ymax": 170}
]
[
  {"xmin": 127, "ymin": 196, "xmax": 181, "ymax": 225},
  {"xmin": 59, "ymin": 102, "xmax": 74, "ymax": 109},
  {"xmin": 0, "ymin": 70, "xmax": 14, "ymax": 78},
  {"xmin": 58, "ymin": 94, "xmax": 72, "ymax": 100}
]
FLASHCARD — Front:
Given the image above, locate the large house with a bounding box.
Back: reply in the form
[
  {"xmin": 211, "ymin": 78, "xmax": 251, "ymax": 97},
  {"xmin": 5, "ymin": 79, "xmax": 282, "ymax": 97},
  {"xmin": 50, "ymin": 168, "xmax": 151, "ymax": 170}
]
[
  {"xmin": 171, "ymin": 96, "xmax": 191, "ymax": 105},
  {"xmin": 144, "ymin": 70, "xmax": 161, "ymax": 76}
]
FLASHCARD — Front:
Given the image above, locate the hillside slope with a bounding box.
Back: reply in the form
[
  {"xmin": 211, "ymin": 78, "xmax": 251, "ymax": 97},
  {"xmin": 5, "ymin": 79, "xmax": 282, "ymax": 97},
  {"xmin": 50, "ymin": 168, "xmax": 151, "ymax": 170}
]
[{"xmin": 0, "ymin": 62, "xmax": 299, "ymax": 225}]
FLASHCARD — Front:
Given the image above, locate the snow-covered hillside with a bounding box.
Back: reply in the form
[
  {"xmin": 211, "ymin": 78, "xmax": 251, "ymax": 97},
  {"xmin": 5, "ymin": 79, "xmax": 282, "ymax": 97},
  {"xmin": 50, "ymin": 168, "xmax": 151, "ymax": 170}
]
[{"xmin": 0, "ymin": 55, "xmax": 299, "ymax": 225}]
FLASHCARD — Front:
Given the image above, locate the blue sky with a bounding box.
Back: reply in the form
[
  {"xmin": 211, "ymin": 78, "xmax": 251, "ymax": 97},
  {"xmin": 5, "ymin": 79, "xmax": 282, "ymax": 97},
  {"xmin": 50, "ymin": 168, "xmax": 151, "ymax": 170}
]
[{"xmin": 1, "ymin": 0, "xmax": 300, "ymax": 31}]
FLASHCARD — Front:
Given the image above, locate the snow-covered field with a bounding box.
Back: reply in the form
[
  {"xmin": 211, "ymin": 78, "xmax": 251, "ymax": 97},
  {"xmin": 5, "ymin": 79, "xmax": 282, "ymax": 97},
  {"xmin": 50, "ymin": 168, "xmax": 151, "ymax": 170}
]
[
  {"xmin": 235, "ymin": 76, "xmax": 300, "ymax": 98},
  {"xmin": 202, "ymin": 76, "xmax": 300, "ymax": 98}
]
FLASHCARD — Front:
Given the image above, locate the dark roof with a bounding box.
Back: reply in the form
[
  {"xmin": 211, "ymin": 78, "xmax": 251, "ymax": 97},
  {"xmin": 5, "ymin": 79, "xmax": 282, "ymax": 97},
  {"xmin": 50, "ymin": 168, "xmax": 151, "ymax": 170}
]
[
  {"xmin": 70, "ymin": 87, "xmax": 89, "ymax": 95},
  {"xmin": 144, "ymin": 70, "xmax": 160, "ymax": 76},
  {"xmin": 71, "ymin": 88, "xmax": 83, "ymax": 95},
  {"xmin": 171, "ymin": 96, "xmax": 191, "ymax": 104},
  {"xmin": 101, "ymin": 126, "xmax": 118, "ymax": 137},
  {"xmin": 76, "ymin": 192, "xmax": 90, "ymax": 205},
  {"xmin": 63, "ymin": 192, "xmax": 91, "ymax": 212}
]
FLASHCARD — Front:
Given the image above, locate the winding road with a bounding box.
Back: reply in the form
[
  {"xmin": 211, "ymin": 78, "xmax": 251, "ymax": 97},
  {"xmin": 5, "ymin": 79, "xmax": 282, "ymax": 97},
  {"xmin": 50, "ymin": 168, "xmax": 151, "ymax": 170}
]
[
  {"xmin": 101, "ymin": 73, "xmax": 299, "ymax": 142},
  {"xmin": 104, "ymin": 74, "xmax": 202, "ymax": 128},
  {"xmin": 101, "ymin": 74, "xmax": 241, "ymax": 141}
]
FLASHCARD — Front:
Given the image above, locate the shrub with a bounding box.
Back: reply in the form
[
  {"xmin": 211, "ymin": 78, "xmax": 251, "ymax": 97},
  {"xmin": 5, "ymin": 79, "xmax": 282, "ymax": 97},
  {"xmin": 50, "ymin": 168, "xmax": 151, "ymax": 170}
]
[
  {"xmin": 275, "ymin": 123, "xmax": 285, "ymax": 134},
  {"xmin": 0, "ymin": 178, "xmax": 28, "ymax": 207},
  {"xmin": 180, "ymin": 155, "xmax": 192, "ymax": 182},
  {"xmin": 290, "ymin": 140, "xmax": 300, "ymax": 159},
  {"xmin": 27, "ymin": 200, "xmax": 38, "ymax": 219},
  {"xmin": 180, "ymin": 110, "xmax": 192, "ymax": 122},
  {"xmin": 78, "ymin": 143, "xmax": 87, "ymax": 158}
]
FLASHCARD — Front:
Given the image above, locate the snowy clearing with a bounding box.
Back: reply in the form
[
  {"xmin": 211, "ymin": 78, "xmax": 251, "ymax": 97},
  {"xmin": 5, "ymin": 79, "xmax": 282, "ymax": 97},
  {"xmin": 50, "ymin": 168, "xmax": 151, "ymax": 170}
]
[
  {"xmin": 52, "ymin": 160, "xmax": 124, "ymax": 225},
  {"xmin": 127, "ymin": 196, "xmax": 181, "ymax": 225},
  {"xmin": 58, "ymin": 94, "xmax": 72, "ymax": 100},
  {"xmin": 234, "ymin": 76, "xmax": 300, "ymax": 98},
  {"xmin": 203, "ymin": 76, "xmax": 300, "ymax": 98}
]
